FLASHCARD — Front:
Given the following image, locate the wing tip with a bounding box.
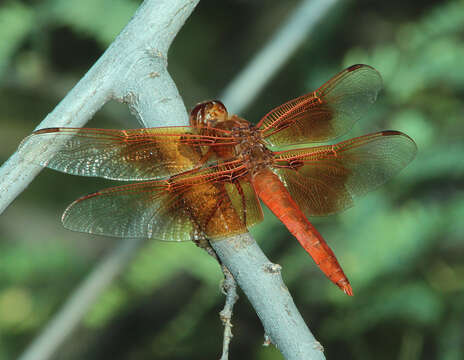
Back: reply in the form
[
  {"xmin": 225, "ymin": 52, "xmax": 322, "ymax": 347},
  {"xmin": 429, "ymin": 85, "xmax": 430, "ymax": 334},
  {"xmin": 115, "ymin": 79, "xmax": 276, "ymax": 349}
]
[
  {"xmin": 34, "ymin": 127, "xmax": 61, "ymax": 134},
  {"xmin": 346, "ymin": 64, "xmax": 365, "ymax": 72},
  {"xmin": 345, "ymin": 63, "xmax": 378, "ymax": 74},
  {"xmin": 61, "ymin": 191, "xmax": 101, "ymax": 225},
  {"xmin": 380, "ymin": 129, "xmax": 415, "ymax": 141},
  {"xmin": 380, "ymin": 130, "xmax": 418, "ymax": 158},
  {"xmin": 18, "ymin": 128, "xmax": 64, "ymax": 154},
  {"xmin": 345, "ymin": 63, "xmax": 383, "ymax": 92}
]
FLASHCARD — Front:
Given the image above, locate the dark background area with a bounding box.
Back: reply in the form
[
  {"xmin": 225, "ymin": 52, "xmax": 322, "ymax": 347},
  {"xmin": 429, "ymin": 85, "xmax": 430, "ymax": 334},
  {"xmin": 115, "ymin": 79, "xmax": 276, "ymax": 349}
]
[{"xmin": 0, "ymin": 0, "xmax": 463, "ymax": 359}]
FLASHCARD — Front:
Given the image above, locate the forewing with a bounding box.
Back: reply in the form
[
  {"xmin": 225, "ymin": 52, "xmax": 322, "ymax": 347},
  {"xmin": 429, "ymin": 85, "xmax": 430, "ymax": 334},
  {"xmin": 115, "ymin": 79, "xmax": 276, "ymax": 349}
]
[
  {"xmin": 62, "ymin": 160, "xmax": 263, "ymax": 240},
  {"xmin": 257, "ymin": 64, "xmax": 382, "ymax": 146},
  {"xmin": 272, "ymin": 131, "xmax": 417, "ymax": 216},
  {"xmin": 19, "ymin": 127, "xmax": 236, "ymax": 180}
]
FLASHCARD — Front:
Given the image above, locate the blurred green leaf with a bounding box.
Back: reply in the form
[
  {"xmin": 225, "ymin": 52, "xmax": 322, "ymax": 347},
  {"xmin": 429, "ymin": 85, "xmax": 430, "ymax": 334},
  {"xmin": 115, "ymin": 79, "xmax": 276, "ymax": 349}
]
[
  {"xmin": 0, "ymin": 242, "xmax": 80, "ymax": 283},
  {"xmin": 0, "ymin": 2, "xmax": 34, "ymax": 75},
  {"xmin": 323, "ymin": 282, "xmax": 442, "ymax": 337},
  {"xmin": 84, "ymin": 286, "xmax": 127, "ymax": 327},
  {"xmin": 46, "ymin": 0, "xmax": 138, "ymax": 46}
]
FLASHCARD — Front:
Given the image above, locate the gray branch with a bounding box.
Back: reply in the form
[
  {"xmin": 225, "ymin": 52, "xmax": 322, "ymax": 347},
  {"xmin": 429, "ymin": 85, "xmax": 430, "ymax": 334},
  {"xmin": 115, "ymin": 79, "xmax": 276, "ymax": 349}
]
[
  {"xmin": 0, "ymin": 0, "xmax": 342, "ymax": 359},
  {"xmin": 212, "ymin": 234, "xmax": 325, "ymax": 360}
]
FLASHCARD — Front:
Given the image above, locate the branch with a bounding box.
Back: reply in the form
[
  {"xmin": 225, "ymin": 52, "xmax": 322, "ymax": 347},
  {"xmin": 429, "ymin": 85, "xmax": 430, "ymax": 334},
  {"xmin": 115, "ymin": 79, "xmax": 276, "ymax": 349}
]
[{"xmin": 211, "ymin": 235, "xmax": 325, "ymax": 360}]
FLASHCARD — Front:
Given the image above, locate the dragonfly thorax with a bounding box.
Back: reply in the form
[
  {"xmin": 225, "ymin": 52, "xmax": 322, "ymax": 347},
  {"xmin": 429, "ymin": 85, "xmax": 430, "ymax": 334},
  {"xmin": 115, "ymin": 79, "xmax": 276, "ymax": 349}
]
[{"xmin": 229, "ymin": 122, "xmax": 274, "ymax": 174}]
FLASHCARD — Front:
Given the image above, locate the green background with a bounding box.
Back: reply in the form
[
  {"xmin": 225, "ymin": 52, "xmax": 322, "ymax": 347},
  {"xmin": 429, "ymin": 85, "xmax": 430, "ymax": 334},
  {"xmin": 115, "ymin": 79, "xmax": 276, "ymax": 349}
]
[{"xmin": 0, "ymin": 0, "xmax": 463, "ymax": 359}]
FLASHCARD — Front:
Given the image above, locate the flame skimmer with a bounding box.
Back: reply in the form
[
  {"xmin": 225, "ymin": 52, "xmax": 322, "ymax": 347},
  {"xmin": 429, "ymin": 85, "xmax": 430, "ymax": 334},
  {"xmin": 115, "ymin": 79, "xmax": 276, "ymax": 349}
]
[{"xmin": 20, "ymin": 64, "xmax": 416, "ymax": 295}]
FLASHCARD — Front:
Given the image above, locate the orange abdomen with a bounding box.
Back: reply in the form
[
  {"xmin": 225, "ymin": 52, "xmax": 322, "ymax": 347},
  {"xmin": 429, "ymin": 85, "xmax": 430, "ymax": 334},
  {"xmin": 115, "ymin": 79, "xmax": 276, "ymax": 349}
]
[{"xmin": 252, "ymin": 168, "xmax": 353, "ymax": 296}]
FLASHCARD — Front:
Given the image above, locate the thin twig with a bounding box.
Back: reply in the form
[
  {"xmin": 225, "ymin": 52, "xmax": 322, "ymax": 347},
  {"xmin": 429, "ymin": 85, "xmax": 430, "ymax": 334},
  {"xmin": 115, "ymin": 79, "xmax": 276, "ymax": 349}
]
[
  {"xmin": 219, "ymin": 264, "xmax": 239, "ymax": 360},
  {"xmin": 194, "ymin": 240, "xmax": 239, "ymax": 360},
  {"xmin": 263, "ymin": 333, "xmax": 273, "ymax": 347}
]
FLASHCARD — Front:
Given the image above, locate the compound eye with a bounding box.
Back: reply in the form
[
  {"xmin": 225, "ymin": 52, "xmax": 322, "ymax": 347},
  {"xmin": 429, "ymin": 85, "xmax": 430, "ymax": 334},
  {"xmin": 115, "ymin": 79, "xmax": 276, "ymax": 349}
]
[{"xmin": 190, "ymin": 100, "xmax": 228, "ymax": 128}]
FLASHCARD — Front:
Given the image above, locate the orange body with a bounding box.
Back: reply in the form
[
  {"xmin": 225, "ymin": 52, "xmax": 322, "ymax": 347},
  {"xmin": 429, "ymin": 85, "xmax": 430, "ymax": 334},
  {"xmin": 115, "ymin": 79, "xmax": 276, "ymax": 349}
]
[{"xmin": 252, "ymin": 168, "xmax": 353, "ymax": 295}]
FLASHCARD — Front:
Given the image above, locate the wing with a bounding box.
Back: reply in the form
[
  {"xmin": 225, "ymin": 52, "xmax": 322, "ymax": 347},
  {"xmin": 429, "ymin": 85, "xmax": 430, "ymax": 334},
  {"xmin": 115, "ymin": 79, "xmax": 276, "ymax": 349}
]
[
  {"xmin": 257, "ymin": 64, "xmax": 382, "ymax": 146},
  {"xmin": 271, "ymin": 131, "xmax": 417, "ymax": 216},
  {"xmin": 62, "ymin": 160, "xmax": 263, "ymax": 240},
  {"xmin": 19, "ymin": 126, "xmax": 237, "ymax": 181}
]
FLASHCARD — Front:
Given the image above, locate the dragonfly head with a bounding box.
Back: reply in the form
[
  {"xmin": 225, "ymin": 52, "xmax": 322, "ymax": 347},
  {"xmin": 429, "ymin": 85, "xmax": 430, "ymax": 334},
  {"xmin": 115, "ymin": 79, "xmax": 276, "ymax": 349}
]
[{"xmin": 190, "ymin": 100, "xmax": 228, "ymax": 128}]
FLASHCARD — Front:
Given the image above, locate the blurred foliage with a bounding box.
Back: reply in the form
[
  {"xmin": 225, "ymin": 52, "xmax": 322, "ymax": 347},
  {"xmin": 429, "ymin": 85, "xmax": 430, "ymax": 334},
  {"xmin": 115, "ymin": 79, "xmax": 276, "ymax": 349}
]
[{"xmin": 1, "ymin": 0, "xmax": 464, "ymax": 359}]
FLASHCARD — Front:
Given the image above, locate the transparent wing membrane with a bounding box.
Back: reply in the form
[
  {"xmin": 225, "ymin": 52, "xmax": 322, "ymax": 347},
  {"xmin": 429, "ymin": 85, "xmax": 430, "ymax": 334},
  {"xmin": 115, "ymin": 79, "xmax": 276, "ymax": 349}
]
[
  {"xmin": 257, "ymin": 64, "xmax": 382, "ymax": 146},
  {"xmin": 272, "ymin": 131, "xmax": 417, "ymax": 216},
  {"xmin": 62, "ymin": 160, "xmax": 263, "ymax": 240},
  {"xmin": 19, "ymin": 127, "xmax": 236, "ymax": 180}
]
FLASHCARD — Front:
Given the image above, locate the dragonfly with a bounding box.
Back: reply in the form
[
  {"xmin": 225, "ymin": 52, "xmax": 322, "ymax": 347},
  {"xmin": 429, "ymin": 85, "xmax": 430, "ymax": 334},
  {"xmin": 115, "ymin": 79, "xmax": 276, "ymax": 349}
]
[{"xmin": 20, "ymin": 64, "xmax": 417, "ymax": 296}]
